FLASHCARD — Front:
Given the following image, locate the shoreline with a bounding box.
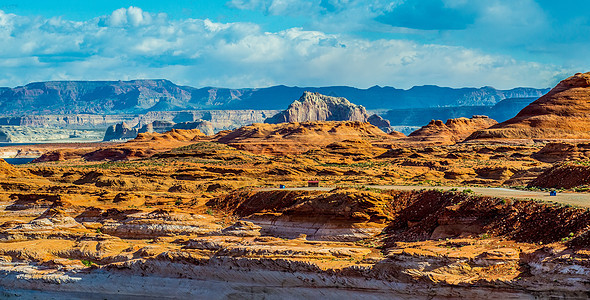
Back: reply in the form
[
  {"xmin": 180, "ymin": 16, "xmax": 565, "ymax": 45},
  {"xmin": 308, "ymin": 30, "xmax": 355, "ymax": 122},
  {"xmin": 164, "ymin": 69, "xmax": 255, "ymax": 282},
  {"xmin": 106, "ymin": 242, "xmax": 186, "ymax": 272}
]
[{"xmin": 0, "ymin": 140, "xmax": 122, "ymax": 160}]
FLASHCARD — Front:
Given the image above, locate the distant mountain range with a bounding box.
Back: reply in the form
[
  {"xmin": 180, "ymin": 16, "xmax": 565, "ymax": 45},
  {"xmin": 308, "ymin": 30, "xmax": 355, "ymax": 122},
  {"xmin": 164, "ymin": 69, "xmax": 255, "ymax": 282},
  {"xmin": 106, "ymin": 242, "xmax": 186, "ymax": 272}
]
[{"xmin": 0, "ymin": 80, "xmax": 549, "ymax": 115}]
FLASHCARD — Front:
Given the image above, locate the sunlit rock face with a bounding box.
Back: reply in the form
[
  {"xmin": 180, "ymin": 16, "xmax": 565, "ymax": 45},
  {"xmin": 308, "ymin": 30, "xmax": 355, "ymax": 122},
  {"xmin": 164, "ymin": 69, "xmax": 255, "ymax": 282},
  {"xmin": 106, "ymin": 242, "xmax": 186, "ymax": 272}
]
[
  {"xmin": 266, "ymin": 92, "xmax": 370, "ymax": 123},
  {"xmin": 469, "ymin": 72, "xmax": 590, "ymax": 140}
]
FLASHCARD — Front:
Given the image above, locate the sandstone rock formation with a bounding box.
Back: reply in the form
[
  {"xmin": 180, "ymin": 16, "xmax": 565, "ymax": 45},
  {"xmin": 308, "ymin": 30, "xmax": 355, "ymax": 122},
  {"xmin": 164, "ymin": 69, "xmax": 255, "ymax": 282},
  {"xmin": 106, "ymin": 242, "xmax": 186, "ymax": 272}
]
[
  {"xmin": 137, "ymin": 120, "xmax": 214, "ymax": 136},
  {"xmin": 367, "ymin": 114, "xmax": 390, "ymax": 128},
  {"xmin": 104, "ymin": 120, "xmax": 214, "ymax": 141},
  {"xmin": 138, "ymin": 120, "xmax": 176, "ymax": 134},
  {"xmin": 169, "ymin": 121, "xmax": 214, "ymax": 135},
  {"xmin": 408, "ymin": 116, "xmax": 497, "ymax": 144},
  {"xmin": 532, "ymin": 142, "xmax": 590, "ymax": 163},
  {"xmin": 135, "ymin": 128, "xmax": 205, "ymax": 142},
  {"xmin": 265, "ymin": 92, "xmax": 370, "ymax": 123},
  {"xmin": 0, "ymin": 110, "xmax": 280, "ymax": 133},
  {"xmin": 1, "ymin": 119, "xmax": 589, "ymax": 298},
  {"xmin": 213, "ymin": 121, "xmax": 401, "ymax": 155},
  {"xmin": 0, "ymin": 158, "xmax": 23, "ymax": 178},
  {"xmin": 529, "ymin": 162, "xmax": 590, "ymax": 189},
  {"xmin": 265, "ymin": 92, "xmax": 398, "ymax": 133},
  {"xmin": 103, "ymin": 122, "xmax": 137, "ymax": 141},
  {"xmin": 367, "ymin": 114, "xmax": 401, "ymax": 134},
  {"xmin": 469, "ymin": 72, "xmax": 590, "ymax": 140}
]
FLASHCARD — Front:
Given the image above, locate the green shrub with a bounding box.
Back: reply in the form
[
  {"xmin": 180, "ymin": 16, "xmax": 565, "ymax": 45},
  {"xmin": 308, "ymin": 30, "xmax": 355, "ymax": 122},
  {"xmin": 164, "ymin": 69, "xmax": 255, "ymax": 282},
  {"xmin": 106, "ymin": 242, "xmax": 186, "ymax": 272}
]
[{"xmin": 80, "ymin": 259, "xmax": 93, "ymax": 267}]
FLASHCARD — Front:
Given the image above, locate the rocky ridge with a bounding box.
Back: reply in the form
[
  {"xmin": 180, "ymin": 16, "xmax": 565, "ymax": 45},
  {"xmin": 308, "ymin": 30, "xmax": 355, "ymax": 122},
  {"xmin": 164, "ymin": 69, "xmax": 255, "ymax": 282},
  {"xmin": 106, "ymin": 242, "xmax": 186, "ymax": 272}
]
[
  {"xmin": 213, "ymin": 121, "xmax": 402, "ymax": 155},
  {"xmin": 408, "ymin": 115, "xmax": 498, "ymax": 144},
  {"xmin": 469, "ymin": 72, "xmax": 590, "ymax": 140},
  {"xmin": 0, "ymin": 80, "xmax": 548, "ymax": 115}
]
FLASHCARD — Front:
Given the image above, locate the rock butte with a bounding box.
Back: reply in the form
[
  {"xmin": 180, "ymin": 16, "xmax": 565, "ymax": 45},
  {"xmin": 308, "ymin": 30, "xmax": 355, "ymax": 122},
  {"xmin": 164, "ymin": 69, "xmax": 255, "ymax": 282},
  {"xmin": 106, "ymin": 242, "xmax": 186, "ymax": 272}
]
[
  {"xmin": 266, "ymin": 91, "xmax": 396, "ymax": 133},
  {"xmin": 266, "ymin": 92, "xmax": 370, "ymax": 123}
]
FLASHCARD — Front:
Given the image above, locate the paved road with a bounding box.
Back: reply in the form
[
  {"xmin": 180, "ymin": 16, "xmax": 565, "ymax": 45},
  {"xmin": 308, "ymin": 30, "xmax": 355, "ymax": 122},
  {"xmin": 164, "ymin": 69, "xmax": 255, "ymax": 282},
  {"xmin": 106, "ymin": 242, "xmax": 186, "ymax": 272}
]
[{"xmin": 261, "ymin": 185, "xmax": 590, "ymax": 208}]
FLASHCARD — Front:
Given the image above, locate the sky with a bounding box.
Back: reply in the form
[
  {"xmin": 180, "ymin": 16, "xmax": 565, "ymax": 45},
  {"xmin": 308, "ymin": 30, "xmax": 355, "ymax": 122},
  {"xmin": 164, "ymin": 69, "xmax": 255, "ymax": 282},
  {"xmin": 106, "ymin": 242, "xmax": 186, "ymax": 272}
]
[{"xmin": 0, "ymin": 0, "xmax": 588, "ymax": 89}]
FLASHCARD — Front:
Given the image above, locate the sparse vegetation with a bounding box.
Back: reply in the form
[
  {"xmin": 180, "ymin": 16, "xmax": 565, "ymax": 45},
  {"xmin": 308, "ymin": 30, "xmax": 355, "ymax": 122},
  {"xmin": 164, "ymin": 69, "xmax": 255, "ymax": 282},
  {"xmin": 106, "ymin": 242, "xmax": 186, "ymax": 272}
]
[{"xmin": 80, "ymin": 259, "xmax": 93, "ymax": 267}]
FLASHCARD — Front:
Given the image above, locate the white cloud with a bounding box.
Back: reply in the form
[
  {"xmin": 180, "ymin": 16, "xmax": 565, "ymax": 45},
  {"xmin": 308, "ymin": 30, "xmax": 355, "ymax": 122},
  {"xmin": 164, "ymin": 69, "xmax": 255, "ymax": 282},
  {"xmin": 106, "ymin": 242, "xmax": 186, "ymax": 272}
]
[
  {"xmin": 106, "ymin": 6, "xmax": 153, "ymax": 27},
  {"xmin": 0, "ymin": 7, "xmax": 571, "ymax": 89}
]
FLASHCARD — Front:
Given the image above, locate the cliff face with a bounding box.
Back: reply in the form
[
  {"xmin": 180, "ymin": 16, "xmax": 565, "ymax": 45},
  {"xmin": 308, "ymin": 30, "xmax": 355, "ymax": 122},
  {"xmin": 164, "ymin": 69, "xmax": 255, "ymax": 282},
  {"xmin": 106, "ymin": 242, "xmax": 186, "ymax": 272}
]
[
  {"xmin": 0, "ymin": 110, "xmax": 279, "ymax": 131},
  {"xmin": 103, "ymin": 122, "xmax": 138, "ymax": 141},
  {"xmin": 266, "ymin": 92, "xmax": 370, "ymax": 123},
  {"xmin": 136, "ymin": 110, "xmax": 280, "ymax": 132},
  {"xmin": 104, "ymin": 120, "xmax": 214, "ymax": 141},
  {"xmin": 0, "ymin": 114, "xmax": 138, "ymax": 129},
  {"xmin": 469, "ymin": 72, "xmax": 590, "ymax": 140}
]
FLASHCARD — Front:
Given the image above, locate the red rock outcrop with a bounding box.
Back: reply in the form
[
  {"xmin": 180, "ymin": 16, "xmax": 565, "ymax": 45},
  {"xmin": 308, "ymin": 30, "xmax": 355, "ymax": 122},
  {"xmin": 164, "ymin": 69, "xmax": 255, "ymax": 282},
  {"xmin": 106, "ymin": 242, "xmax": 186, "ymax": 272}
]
[
  {"xmin": 532, "ymin": 142, "xmax": 590, "ymax": 162},
  {"xmin": 528, "ymin": 162, "xmax": 590, "ymax": 189},
  {"xmin": 0, "ymin": 159, "xmax": 21, "ymax": 178},
  {"xmin": 135, "ymin": 129, "xmax": 204, "ymax": 142},
  {"xmin": 469, "ymin": 72, "xmax": 590, "ymax": 140},
  {"xmin": 408, "ymin": 116, "xmax": 497, "ymax": 144},
  {"xmin": 213, "ymin": 121, "xmax": 401, "ymax": 155}
]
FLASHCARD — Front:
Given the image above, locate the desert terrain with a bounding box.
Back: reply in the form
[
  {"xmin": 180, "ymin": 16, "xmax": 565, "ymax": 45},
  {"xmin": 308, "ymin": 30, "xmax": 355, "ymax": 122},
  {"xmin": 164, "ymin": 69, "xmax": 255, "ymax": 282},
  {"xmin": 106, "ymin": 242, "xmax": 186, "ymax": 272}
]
[{"xmin": 0, "ymin": 74, "xmax": 589, "ymax": 299}]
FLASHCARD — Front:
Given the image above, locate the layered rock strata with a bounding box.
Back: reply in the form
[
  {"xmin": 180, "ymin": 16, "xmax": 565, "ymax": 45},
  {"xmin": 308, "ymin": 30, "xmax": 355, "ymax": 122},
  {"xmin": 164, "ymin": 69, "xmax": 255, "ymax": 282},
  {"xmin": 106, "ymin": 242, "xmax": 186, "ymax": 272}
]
[
  {"xmin": 469, "ymin": 72, "xmax": 590, "ymax": 140},
  {"xmin": 408, "ymin": 116, "xmax": 497, "ymax": 144}
]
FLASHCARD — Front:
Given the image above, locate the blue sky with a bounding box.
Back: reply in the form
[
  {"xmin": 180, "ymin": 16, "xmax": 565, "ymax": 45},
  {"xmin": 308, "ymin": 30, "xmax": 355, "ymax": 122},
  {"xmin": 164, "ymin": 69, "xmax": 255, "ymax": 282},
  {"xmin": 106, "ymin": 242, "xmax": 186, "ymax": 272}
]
[{"xmin": 0, "ymin": 0, "xmax": 588, "ymax": 89}]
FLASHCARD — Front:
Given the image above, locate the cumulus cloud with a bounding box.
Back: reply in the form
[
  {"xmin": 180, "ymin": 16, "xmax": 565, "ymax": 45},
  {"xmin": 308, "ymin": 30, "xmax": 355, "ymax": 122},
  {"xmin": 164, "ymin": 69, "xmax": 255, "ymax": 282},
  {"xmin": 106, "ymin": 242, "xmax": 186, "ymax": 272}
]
[
  {"xmin": 0, "ymin": 7, "xmax": 571, "ymax": 89},
  {"xmin": 105, "ymin": 6, "xmax": 154, "ymax": 27},
  {"xmin": 228, "ymin": 0, "xmax": 590, "ymax": 70}
]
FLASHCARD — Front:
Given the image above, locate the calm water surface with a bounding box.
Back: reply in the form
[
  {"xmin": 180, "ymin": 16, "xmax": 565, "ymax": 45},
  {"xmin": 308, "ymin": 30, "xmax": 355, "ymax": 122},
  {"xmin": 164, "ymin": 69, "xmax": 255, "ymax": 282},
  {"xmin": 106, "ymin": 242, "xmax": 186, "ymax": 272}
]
[{"xmin": 3, "ymin": 158, "xmax": 36, "ymax": 165}]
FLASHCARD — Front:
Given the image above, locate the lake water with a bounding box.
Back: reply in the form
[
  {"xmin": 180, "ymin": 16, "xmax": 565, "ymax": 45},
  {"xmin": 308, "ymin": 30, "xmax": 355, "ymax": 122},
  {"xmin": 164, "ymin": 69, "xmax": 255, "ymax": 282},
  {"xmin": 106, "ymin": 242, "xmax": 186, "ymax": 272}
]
[
  {"xmin": 3, "ymin": 158, "xmax": 36, "ymax": 165},
  {"xmin": 0, "ymin": 143, "xmax": 37, "ymax": 147},
  {"xmin": 0, "ymin": 143, "xmax": 40, "ymax": 165}
]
